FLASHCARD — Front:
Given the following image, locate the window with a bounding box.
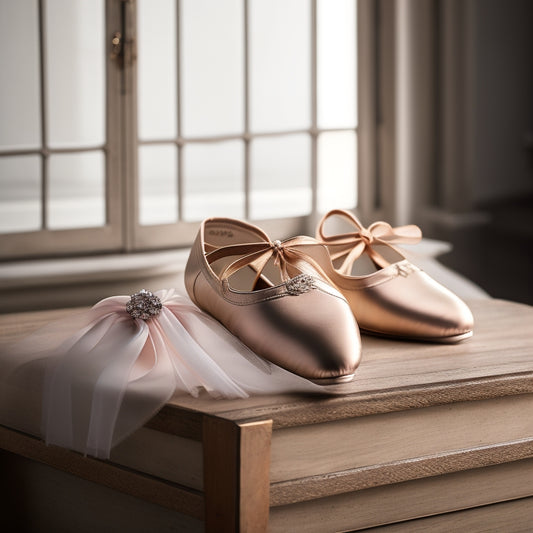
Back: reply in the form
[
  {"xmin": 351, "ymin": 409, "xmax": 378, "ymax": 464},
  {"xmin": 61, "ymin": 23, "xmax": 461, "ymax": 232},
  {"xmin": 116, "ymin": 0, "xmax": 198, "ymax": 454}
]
[
  {"xmin": 0, "ymin": 0, "xmax": 361, "ymax": 260},
  {"xmin": 0, "ymin": 0, "xmax": 121, "ymax": 258}
]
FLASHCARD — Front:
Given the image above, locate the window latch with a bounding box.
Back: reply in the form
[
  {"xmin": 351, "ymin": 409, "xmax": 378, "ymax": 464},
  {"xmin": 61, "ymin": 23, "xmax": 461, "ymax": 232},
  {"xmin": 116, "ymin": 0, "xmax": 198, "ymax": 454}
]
[
  {"xmin": 110, "ymin": 31, "xmax": 123, "ymax": 62},
  {"xmin": 111, "ymin": 0, "xmax": 136, "ymax": 68}
]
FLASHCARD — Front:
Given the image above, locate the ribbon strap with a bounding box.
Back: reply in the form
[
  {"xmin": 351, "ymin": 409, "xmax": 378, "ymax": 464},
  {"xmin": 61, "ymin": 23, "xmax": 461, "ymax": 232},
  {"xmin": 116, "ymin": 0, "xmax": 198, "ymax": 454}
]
[
  {"xmin": 317, "ymin": 209, "xmax": 422, "ymax": 274},
  {"xmin": 205, "ymin": 236, "xmax": 329, "ymax": 286}
]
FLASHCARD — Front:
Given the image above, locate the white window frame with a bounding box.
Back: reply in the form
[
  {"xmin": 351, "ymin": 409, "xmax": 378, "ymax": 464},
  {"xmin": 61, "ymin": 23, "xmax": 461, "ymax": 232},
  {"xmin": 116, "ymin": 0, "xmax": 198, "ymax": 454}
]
[
  {"xmin": 129, "ymin": 0, "xmax": 366, "ymax": 251},
  {"xmin": 1, "ymin": 0, "xmax": 373, "ymax": 261},
  {"xmin": 0, "ymin": 0, "xmax": 389, "ymax": 313},
  {"xmin": 0, "ymin": 0, "xmax": 375, "ymax": 259},
  {"xmin": 0, "ymin": 1, "xmax": 124, "ymax": 259}
]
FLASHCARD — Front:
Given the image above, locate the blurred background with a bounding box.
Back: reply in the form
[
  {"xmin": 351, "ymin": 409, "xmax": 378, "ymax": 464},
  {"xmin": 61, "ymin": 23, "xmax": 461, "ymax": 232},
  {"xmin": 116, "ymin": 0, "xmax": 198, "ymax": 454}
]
[{"xmin": 0, "ymin": 0, "xmax": 532, "ymax": 311}]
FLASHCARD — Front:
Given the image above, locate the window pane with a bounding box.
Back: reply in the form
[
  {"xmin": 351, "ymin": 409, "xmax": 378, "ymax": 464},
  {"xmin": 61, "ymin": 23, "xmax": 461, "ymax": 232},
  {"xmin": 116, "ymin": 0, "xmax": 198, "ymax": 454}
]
[
  {"xmin": 48, "ymin": 152, "xmax": 105, "ymax": 229},
  {"xmin": 249, "ymin": 0, "xmax": 310, "ymax": 132},
  {"xmin": 138, "ymin": 0, "xmax": 177, "ymax": 140},
  {"xmin": 46, "ymin": 0, "xmax": 105, "ymax": 148},
  {"xmin": 182, "ymin": 0, "xmax": 244, "ymax": 137},
  {"xmin": 250, "ymin": 135, "xmax": 311, "ymax": 219},
  {"xmin": 0, "ymin": 156, "xmax": 41, "ymax": 233},
  {"xmin": 0, "ymin": 0, "xmax": 41, "ymax": 150},
  {"xmin": 318, "ymin": 131, "xmax": 357, "ymax": 212},
  {"xmin": 317, "ymin": 0, "xmax": 357, "ymax": 128},
  {"xmin": 183, "ymin": 141, "xmax": 244, "ymax": 221},
  {"xmin": 139, "ymin": 145, "xmax": 178, "ymax": 225}
]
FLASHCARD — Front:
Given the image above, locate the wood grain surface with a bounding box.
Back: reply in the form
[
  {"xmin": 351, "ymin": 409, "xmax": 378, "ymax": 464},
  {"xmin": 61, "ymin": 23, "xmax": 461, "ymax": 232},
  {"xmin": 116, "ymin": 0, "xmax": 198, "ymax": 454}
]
[
  {"xmin": 268, "ymin": 458, "xmax": 533, "ymax": 532},
  {"xmin": 202, "ymin": 417, "xmax": 272, "ymax": 533},
  {"xmin": 0, "ymin": 424, "xmax": 204, "ymax": 519},
  {"xmin": 358, "ymin": 496, "xmax": 533, "ymax": 533},
  {"xmin": 158, "ymin": 299, "xmax": 533, "ymax": 430},
  {"xmin": 202, "ymin": 416, "xmax": 240, "ymax": 531},
  {"xmin": 239, "ymin": 420, "xmax": 272, "ymax": 532},
  {"xmin": 1, "ymin": 299, "xmax": 532, "ymax": 431},
  {"xmin": 270, "ymin": 437, "xmax": 533, "ymax": 506},
  {"xmin": 1, "ymin": 298, "xmax": 533, "ymax": 532}
]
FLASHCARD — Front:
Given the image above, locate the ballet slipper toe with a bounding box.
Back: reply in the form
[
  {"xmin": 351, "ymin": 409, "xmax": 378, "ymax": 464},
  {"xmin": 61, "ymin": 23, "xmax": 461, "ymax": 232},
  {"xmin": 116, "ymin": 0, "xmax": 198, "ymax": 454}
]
[
  {"xmin": 316, "ymin": 209, "xmax": 474, "ymax": 343},
  {"xmin": 221, "ymin": 281, "xmax": 360, "ymax": 382},
  {"xmin": 185, "ymin": 217, "xmax": 361, "ymax": 384},
  {"xmin": 338, "ymin": 261, "xmax": 474, "ymax": 343}
]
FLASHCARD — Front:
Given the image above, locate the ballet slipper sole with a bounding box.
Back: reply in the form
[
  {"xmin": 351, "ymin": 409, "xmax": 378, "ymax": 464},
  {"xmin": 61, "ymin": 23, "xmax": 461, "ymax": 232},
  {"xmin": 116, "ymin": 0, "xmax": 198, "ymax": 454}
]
[
  {"xmin": 309, "ymin": 373, "xmax": 356, "ymax": 385},
  {"xmin": 360, "ymin": 328, "xmax": 473, "ymax": 344}
]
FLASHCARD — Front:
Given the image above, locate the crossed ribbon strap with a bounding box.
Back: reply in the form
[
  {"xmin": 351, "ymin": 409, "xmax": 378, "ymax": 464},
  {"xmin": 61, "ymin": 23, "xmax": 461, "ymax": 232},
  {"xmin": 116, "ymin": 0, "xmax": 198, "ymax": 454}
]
[
  {"xmin": 317, "ymin": 209, "xmax": 422, "ymax": 274},
  {"xmin": 205, "ymin": 236, "xmax": 327, "ymax": 287}
]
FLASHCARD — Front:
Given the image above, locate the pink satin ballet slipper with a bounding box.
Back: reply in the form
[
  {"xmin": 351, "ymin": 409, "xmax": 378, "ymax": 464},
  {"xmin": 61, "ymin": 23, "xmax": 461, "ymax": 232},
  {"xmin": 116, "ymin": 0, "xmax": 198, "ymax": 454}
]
[
  {"xmin": 315, "ymin": 209, "xmax": 474, "ymax": 343},
  {"xmin": 185, "ymin": 217, "xmax": 362, "ymax": 384}
]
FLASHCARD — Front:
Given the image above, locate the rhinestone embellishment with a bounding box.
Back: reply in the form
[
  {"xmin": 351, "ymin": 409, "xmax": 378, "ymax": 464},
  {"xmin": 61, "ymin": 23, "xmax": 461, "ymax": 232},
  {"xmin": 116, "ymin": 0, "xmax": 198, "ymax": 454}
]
[
  {"xmin": 126, "ymin": 289, "xmax": 162, "ymax": 320},
  {"xmin": 285, "ymin": 274, "xmax": 316, "ymax": 296},
  {"xmin": 395, "ymin": 263, "xmax": 415, "ymax": 277}
]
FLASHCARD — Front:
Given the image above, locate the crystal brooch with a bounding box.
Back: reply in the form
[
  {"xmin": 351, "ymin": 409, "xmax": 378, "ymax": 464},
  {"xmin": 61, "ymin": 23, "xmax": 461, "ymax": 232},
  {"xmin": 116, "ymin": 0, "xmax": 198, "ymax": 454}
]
[
  {"xmin": 285, "ymin": 274, "xmax": 316, "ymax": 296},
  {"xmin": 126, "ymin": 289, "xmax": 162, "ymax": 320}
]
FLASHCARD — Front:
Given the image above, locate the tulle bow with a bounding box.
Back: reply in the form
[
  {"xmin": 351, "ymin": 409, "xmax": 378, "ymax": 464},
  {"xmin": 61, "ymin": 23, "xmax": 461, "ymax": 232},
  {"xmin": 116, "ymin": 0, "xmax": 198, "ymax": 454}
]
[{"xmin": 0, "ymin": 289, "xmax": 320, "ymax": 459}]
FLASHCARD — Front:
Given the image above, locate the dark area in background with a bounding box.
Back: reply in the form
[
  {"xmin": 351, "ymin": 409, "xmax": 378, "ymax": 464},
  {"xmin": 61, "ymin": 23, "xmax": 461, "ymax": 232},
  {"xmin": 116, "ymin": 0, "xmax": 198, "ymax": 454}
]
[
  {"xmin": 433, "ymin": 0, "xmax": 533, "ymax": 306},
  {"xmin": 438, "ymin": 194, "xmax": 533, "ymax": 306}
]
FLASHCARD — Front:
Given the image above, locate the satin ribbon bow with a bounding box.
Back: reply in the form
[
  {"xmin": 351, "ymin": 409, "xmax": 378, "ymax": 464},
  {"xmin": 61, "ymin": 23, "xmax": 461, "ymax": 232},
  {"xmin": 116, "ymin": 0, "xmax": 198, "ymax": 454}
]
[
  {"xmin": 206, "ymin": 236, "xmax": 327, "ymax": 286},
  {"xmin": 317, "ymin": 209, "xmax": 422, "ymax": 274}
]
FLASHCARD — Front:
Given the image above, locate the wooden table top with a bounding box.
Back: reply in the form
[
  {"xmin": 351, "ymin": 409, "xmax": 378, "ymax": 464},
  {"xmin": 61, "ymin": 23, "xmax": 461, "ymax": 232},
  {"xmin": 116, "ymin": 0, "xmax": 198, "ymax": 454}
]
[{"xmin": 1, "ymin": 299, "xmax": 532, "ymax": 437}]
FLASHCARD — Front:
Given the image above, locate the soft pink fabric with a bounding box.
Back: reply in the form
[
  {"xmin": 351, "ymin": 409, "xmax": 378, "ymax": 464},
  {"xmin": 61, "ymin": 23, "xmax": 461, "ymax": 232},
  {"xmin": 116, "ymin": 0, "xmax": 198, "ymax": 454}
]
[{"xmin": 0, "ymin": 290, "xmax": 321, "ymax": 458}]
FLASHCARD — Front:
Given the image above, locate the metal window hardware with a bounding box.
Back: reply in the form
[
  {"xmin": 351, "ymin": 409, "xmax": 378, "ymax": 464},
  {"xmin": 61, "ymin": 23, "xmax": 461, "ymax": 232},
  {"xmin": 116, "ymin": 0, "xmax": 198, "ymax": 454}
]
[
  {"xmin": 111, "ymin": 0, "xmax": 136, "ymax": 67},
  {"xmin": 110, "ymin": 31, "xmax": 122, "ymax": 61}
]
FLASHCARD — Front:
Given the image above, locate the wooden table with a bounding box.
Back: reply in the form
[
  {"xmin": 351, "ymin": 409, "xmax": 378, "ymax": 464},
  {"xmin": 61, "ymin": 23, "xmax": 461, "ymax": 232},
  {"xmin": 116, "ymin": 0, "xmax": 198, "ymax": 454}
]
[{"xmin": 1, "ymin": 299, "xmax": 533, "ymax": 532}]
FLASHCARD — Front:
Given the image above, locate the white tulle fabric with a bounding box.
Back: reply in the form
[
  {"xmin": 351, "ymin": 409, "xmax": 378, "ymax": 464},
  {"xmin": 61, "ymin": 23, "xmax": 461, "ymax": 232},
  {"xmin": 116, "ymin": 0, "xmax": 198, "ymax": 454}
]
[{"xmin": 0, "ymin": 289, "xmax": 322, "ymax": 459}]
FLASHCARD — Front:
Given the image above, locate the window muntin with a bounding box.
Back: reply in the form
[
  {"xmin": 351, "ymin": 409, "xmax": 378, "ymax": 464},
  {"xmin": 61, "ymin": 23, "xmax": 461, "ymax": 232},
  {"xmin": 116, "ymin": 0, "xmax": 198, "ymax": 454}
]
[
  {"xmin": 0, "ymin": 0, "xmax": 359, "ymax": 258},
  {"xmin": 0, "ymin": 0, "xmax": 121, "ymax": 258},
  {"xmin": 135, "ymin": 0, "xmax": 358, "ymax": 246}
]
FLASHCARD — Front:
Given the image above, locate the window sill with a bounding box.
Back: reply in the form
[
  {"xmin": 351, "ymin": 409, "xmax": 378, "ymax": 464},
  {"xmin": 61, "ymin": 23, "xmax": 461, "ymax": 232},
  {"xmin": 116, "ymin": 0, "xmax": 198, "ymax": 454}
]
[
  {"xmin": 0, "ymin": 249, "xmax": 191, "ymax": 314},
  {"xmin": 0, "ymin": 238, "xmax": 489, "ymax": 315}
]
